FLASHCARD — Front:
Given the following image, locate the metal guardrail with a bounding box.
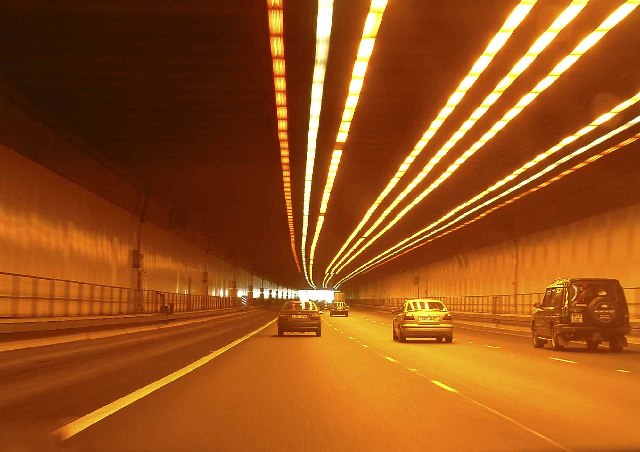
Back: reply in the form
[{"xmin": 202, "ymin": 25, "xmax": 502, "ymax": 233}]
[
  {"xmin": 0, "ymin": 271, "xmax": 240, "ymax": 318},
  {"xmin": 354, "ymin": 287, "xmax": 640, "ymax": 320}
]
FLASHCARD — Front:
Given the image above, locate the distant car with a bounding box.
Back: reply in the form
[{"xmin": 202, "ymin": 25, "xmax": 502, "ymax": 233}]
[
  {"xmin": 531, "ymin": 278, "xmax": 630, "ymax": 351},
  {"xmin": 278, "ymin": 301, "xmax": 322, "ymax": 337},
  {"xmin": 392, "ymin": 299, "xmax": 453, "ymax": 342},
  {"xmin": 330, "ymin": 301, "xmax": 349, "ymax": 317}
]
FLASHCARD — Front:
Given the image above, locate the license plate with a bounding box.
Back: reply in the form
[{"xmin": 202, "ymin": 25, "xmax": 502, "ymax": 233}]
[
  {"xmin": 292, "ymin": 314, "xmax": 307, "ymax": 319},
  {"xmin": 419, "ymin": 316, "xmax": 437, "ymax": 322},
  {"xmin": 571, "ymin": 313, "xmax": 583, "ymax": 323}
]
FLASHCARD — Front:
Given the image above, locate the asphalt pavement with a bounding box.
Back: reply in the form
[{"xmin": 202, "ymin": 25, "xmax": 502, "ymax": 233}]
[{"xmin": 2, "ymin": 307, "xmax": 639, "ymax": 451}]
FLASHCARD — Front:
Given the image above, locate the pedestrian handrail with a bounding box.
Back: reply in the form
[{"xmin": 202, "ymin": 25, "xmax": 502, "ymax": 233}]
[
  {"xmin": 0, "ymin": 271, "xmax": 240, "ymax": 318},
  {"xmin": 352, "ymin": 287, "xmax": 640, "ymax": 320}
]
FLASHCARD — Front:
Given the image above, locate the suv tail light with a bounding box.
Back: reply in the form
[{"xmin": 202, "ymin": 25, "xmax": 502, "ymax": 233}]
[{"xmin": 404, "ymin": 314, "xmax": 414, "ymax": 320}]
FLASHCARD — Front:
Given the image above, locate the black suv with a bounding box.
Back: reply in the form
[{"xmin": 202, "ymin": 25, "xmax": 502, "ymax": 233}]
[{"xmin": 531, "ymin": 278, "xmax": 630, "ymax": 352}]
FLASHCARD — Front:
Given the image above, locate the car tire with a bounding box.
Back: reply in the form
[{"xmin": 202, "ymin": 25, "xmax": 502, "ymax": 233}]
[
  {"xmin": 531, "ymin": 325, "xmax": 545, "ymax": 348},
  {"xmin": 392, "ymin": 327, "xmax": 398, "ymax": 341},
  {"xmin": 345, "ymin": 313, "xmax": 349, "ymax": 317},
  {"xmin": 551, "ymin": 326, "xmax": 565, "ymax": 351},
  {"xmin": 330, "ymin": 313, "xmax": 333, "ymax": 317},
  {"xmin": 399, "ymin": 329, "xmax": 406, "ymax": 343},
  {"xmin": 586, "ymin": 339, "xmax": 599, "ymax": 351},
  {"xmin": 444, "ymin": 335, "xmax": 453, "ymax": 343},
  {"xmin": 316, "ymin": 329, "xmax": 322, "ymax": 337},
  {"xmin": 278, "ymin": 328, "xmax": 284, "ymax": 337},
  {"xmin": 609, "ymin": 336, "xmax": 623, "ymax": 352}
]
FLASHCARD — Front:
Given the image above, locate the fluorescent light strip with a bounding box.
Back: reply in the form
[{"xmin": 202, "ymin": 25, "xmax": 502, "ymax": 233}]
[
  {"xmin": 322, "ymin": 0, "xmax": 538, "ymax": 287},
  {"xmin": 267, "ymin": 0, "xmax": 301, "ymax": 273},
  {"xmin": 301, "ymin": 0, "xmax": 335, "ymax": 288},
  {"xmin": 343, "ymin": 132, "xmax": 640, "ymax": 284},
  {"xmin": 330, "ymin": 1, "xmax": 639, "ymax": 280},
  {"xmin": 307, "ymin": 0, "xmax": 389, "ymax": 286},
  {"xmin": 336, "ymin": 112, "xmax": 640, "ymax": 286}
]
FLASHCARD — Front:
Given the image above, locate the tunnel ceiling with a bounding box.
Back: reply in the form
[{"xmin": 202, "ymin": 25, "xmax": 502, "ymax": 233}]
[{"xmin": 1, "ymin": 1, "xmax": 639, "ymax": 289}]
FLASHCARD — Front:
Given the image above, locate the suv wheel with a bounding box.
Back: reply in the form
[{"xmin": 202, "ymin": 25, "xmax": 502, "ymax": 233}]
[
  {"xmin": 531, "ymin": 325, "xmax": 545, "ymax": 348},
  {"xmin": 551, "ymin": 326, "xmax": 565, "ymax": 351},
  {"xmin": 444, "ymin": 335, "xmax": 453, "ymax": 343},
  {"xmin": 609, "ymin": 336, "xmax": 623, "ymax": 352},
  {"xmin": 586, "ymin": 339, "xmax": 599, "ymax": 351}
]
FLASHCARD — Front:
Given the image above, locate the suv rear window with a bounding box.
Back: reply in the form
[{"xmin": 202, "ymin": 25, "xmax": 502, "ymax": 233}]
[{"xmin": 568, "ymin": 280, "xmax": 620, "ymax": 306}]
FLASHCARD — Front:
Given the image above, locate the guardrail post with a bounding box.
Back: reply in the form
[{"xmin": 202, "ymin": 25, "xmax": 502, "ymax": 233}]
[
  {"xmin": 30, "ymin": 277, "xmax": 38, "ymax": 317},
  {"xmin": 49, "ymin": 279, "xmax": 56, "ymax": 317}
]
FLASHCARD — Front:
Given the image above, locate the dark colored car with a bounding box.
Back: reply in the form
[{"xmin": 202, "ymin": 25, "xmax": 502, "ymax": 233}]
[
  {"xmin": 531, "ymin": 278, "xmax": 630, "ymax": 351},
  {"xmin": 278, "ymin": 301, "xmax": 322, "ymax": 337},
  {"xmin": 330, "ymin": 301, "xmax": 349, "ymax": 317}
]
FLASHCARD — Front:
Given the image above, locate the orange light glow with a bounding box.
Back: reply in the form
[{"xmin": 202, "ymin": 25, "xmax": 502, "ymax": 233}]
[{"xmin": 266, "ymin": 0, "xmax": 301, "ymax": 273}]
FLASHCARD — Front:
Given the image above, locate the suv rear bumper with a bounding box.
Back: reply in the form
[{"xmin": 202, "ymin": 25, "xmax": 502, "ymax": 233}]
[{"xmin": 556, "ymin": 325, "xmax": 630, "ymax": 340}]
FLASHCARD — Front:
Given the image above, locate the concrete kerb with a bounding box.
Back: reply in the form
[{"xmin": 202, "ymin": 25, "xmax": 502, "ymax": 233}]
[
  {"xmin": 0, "ymin": 306, "xmax": 274, "ymax": 352},
  {"xmin": 0, "ymin": 306, "xmax": 261, "ymax": 335}
]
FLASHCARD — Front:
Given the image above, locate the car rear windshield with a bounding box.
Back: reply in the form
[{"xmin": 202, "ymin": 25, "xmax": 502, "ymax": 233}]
[
  {"xmin": 283, "ymin": 302, "xmax": 317, "ymax": 311},
  {"xmin": 407, "ymin": 301, "xmax": 445, "ymax": 311}
]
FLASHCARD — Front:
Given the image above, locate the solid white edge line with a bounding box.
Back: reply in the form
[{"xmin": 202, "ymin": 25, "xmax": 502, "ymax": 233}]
[
  {"xmin": 385, "ymin": 356, "xmax": 397, "ymax": 363},
  {"xmin": 457, "ymin": 391, "xmax": 571, "ymax": 451},
  {"xmin": 53, "ymin": 318, "xmax": 276, "ymax": 441},
  {"xmin": 616, "ymin": 369, "xmax": 631, "ymax": 373}
]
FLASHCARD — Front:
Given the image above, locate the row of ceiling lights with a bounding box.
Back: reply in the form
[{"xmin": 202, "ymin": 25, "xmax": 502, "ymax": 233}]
[
  {"xmin": 267, "ymin": 0, "xmax": 638, "ymax": 289},
  {"xmin": 335, "ymin": 95, "xmax": 640, "ymax": 287},
  {"xmin": 266, "ymin": 0, "xmax": 301, "ymax": 274},
  {"xmin": 326, "ymin": 0, "xmax": 639, "ymax": 286}
]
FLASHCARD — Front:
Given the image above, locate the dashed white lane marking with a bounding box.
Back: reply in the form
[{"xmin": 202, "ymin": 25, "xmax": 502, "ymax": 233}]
[
  {"xmin": 340, "ymin": 331, "xmax": 344, "ymax": 334},
  {"xmin": 54, "ymin": 318, "xmax": 276, "ymax": 441},
  {"xmin": 484, "ymin": 345, "xmax": 501, "ymax": 349},
  {"xmin": 348, "ymin": 336, "xmax": 354, "ymax": 340},
  {"xmin": 548, "ymin": 357, "xmax": 577, "ymax": 364},
  {"xmin": 616, "ymin": 369, "xmax": 631, "ymax": 373},
  {"xmin": 431, "ymin": 380, "xmax": 458, "ymax": 393},
  {"xmin": 346, "ymin": 318, "xmax": 570, "ymax": 452},
  {"xmin": 468, "ymin": 341, "xmax": 475, "ymax": 344}
]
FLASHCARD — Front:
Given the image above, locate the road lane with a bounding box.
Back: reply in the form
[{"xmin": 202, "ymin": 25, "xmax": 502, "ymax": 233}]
[
  {"xmin": 338, "ymin": 307, "xmax": 640, "ymax": 450},
  {"xmin": 3, "ymin": 305, "xmax": 639, "ymax": 450},
  {"xmin": 67, "ymin": 314, "xmax": 565, "ymax": 451},
  {"xmin": 0, "ymin": 308, "xmax": 277, "ymax": 447}
]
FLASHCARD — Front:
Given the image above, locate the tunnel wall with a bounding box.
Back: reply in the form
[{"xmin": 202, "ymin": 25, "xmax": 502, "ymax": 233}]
[
  {"xmin": 348, "ymin": 202, "xmax": 640, "ymax": 315},
  {"xmin": 0, "ymin": 143, "xmax": 274, "ymax": 299}
]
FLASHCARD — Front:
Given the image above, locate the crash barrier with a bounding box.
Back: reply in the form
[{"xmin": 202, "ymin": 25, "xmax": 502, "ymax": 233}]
[
  {"xmin": 0, "ymin": 271, "xmax": 240, "ymax": 318},
  {"xmin": 354, "ymin": 286, "xmax": 640, "ymax": 320}
]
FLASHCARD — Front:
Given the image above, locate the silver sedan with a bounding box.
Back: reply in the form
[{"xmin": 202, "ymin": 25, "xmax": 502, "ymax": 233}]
[{"xmin": 392, "ymin": 299, "xmax": 453, "ymax": 343}]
